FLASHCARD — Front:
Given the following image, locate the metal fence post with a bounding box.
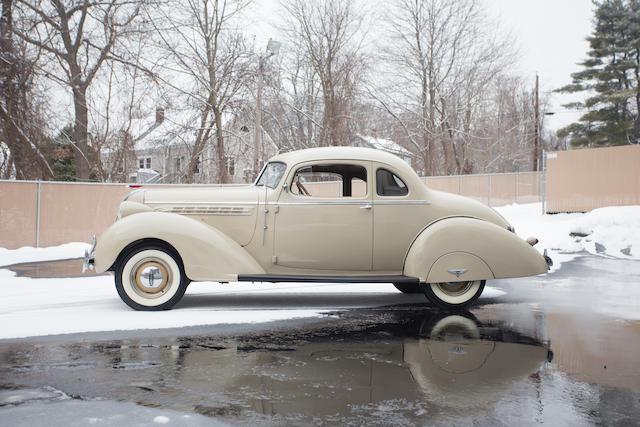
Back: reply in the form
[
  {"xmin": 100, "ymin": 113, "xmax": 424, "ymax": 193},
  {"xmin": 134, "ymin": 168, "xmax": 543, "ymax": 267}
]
[
  {"xmin": 36, "ymin": 181, "xmax": 41, "ymax": 248},
  {"xmin": 541, "ymin": 150, "xmax": 546, "ymax": 215}
]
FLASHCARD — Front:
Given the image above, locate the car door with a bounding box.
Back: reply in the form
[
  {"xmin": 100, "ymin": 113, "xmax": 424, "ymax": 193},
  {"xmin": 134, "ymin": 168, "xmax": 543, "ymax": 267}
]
[
  {"xmin": 372, "ymin": 165, "xmax": 430, "ymax": 271},
  {"xmin": 273, "ymin": 160, "xmax": 373, "ymax": 271}
]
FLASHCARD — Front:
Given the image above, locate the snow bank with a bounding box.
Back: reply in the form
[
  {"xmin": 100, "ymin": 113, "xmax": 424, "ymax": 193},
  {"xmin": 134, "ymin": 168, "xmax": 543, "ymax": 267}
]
[
  {"xmin": 0, "ymin": 242, "xmax": 91, "ymax": 268},
  {"xmin": 495, "ymin": 203, "xmax": 640, "ymax": 271}
]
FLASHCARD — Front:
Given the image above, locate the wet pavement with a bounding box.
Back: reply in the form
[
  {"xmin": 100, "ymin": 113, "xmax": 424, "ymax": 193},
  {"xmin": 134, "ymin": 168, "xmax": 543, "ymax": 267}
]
[
  {"xmin": 1, "ymin": 255, "xmax": 640, "ymax": 425},
  {"xmin": 7, "ymin": 258, "xmax": 108, "ymax": 279}
]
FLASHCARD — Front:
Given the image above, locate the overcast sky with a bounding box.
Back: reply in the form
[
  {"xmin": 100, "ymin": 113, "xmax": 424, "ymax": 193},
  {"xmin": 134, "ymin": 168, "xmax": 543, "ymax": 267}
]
[
  {"xmin": 484, "ymin": 0, "xmax": 595, "ymax": 131},
  {"xmin": 246, "ymin": 0, "xmax": 596, "ymax": 132}
]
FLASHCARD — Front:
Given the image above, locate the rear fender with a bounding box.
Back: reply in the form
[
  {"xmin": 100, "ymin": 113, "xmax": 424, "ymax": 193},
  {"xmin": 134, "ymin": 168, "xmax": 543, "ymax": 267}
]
[
  {"xmin": 404, "ymin": 217, "xmax": 548, "ymax": 283},
  {"xmin": 94, "ymin": 212, "xmax": 264, "ymax": 281}
]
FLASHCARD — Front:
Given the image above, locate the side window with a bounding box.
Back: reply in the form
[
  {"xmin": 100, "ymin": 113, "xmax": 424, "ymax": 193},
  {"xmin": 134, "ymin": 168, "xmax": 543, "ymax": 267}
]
[
  {"xmin": 376, "ymin": 169, "xmax": 408, "ymax": 196},
  {"xmin": 290, "ymin": 164, "xmax": 367, "ymax": 198}
]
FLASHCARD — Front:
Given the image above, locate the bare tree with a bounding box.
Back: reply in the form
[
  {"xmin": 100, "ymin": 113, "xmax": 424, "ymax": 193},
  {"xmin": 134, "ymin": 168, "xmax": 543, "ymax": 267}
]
[
  {"xmin": 281, "ymin": 0, "xmax": 366, "ymax": 147},
  {"xmin": 148, "ymin": 0, "xmax": 251, "ymax": 184},
  {"xmin": 1, "ymin": 0, "xmax": 53, "ymax": 179},
  {"xmin": 14, "ymin": 0, "xmax": 145, "ymax": 181},
  {"xmin": 372, "ymin": 0, "xmax": 514, "ymax": 176}
]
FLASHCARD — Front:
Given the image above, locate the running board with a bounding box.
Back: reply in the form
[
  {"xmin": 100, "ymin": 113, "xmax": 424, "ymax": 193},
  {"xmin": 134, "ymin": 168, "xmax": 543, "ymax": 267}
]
[{"xmin": 237, "ymin": 274, "xmax": 420, "ymax": 284}]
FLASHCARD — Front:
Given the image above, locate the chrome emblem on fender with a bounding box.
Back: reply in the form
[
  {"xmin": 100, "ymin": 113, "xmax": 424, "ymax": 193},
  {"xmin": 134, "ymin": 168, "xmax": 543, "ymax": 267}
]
[{"xmin": 448, "ymin": 269, "xmax": 468, "ymax": 278}]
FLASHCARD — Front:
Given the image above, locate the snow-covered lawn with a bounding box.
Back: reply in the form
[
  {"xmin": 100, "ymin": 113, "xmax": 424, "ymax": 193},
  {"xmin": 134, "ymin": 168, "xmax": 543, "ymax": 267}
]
[{"xmin": 0, "ymin": 202, "xmax": 638, "ymax": 340}]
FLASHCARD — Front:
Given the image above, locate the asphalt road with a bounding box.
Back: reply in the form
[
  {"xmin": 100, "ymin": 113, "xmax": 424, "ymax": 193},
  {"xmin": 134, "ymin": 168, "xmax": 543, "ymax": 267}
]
[{"xmin": 1, "ymin": 254, "xmax": 639, "ymax": 426}]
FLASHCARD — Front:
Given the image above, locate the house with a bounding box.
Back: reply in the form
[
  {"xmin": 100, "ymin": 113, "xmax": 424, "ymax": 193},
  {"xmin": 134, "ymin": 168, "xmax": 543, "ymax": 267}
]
[
  {"xmin": 352, "ymin": 134, "xmax": 413, "ymax": 166},
  {"xmin": 101, "ymin": 107, "xmax": 273, "ymax": 184}
]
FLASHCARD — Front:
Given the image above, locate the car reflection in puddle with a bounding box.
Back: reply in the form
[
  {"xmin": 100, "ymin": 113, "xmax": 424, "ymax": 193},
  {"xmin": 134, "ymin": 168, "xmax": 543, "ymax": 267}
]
[{"xmin": 0, "ymin": 306, "xmax": 565, "ymax": 425}]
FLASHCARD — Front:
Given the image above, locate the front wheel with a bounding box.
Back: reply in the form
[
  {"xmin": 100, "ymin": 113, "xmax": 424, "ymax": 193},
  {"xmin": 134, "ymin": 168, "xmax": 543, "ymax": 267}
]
[
  {"xmin": 115, "ymin": 245, "xmax": 189, "ymax": 311},
  {"xmin": 423, "ymin": 280, "xmax": 485, "ymax": 310}
]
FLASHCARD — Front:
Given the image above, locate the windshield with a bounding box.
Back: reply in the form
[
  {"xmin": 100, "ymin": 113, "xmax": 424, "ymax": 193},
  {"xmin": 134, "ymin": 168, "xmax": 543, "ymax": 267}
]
[{"xmin": 255, "ymin": 162, "xmax": 287, "ymax": 189}]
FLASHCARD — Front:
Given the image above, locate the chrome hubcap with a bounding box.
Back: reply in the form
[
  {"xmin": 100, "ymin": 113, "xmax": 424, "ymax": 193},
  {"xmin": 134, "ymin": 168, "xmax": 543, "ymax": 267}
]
[
  {"xmin": 140, "ymin": 266, "xmax": 164, "ymax": 289},
  {"xmin": 435, "ymin": 281, "xmax": 474, "ymax": 297},
  {"xmin": 131, "ymin": 258, "xmax": 171, "ymax": 298}
]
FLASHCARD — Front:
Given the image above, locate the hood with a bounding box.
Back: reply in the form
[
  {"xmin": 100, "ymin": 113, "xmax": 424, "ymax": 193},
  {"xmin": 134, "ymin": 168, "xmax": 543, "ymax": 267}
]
[
  {"xmin": 140, "ymin": 185, "xmax": 259, "ymax": 206},
  {"xmin": 120, "ymin": 185, "xmax": 260, "ymax": 246}
]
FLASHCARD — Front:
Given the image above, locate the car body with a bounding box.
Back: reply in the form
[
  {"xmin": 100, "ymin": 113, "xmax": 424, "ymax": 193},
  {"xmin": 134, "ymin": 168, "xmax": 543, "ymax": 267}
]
[{"xmin": 86, "ymin": 147, "xmax": 551, "ymax": 310}]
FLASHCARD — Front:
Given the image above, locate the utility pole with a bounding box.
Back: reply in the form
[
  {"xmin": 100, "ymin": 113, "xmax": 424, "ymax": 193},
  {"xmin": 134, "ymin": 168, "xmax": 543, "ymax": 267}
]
[
  {"xmin": 253, "ymin": 61, "xmax": 264, "ymax": 179},
  {"xmin": 533, "ymin": 74, "xmax": 540, "ymax": 171},
  {"xmin": 253, "ymin": 39, "xmax": 281, "ymax": 180}
]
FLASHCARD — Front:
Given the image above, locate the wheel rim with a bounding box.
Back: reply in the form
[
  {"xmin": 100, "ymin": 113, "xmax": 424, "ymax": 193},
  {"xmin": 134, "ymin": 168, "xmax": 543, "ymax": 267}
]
[
  {"xmin": 434, "ymin": 281, "xmax": 474, "ymax": 297},
  {"xmin": 130, "ymin": 257, "xmax": 172, "ymax": 298},
  {"xmin": 428, "ymin": 280, "xmax": 483, "ymax": 305}
]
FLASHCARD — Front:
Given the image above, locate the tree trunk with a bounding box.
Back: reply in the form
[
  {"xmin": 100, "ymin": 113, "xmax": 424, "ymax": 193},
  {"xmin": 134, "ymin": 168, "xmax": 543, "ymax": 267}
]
[
  {"xmin": 214, "ymin": 107, "xmax": 227, "ymax": 184},
  {"xmin": 72, "ymin": 86, "xmax": 91, "ymax": 180}
]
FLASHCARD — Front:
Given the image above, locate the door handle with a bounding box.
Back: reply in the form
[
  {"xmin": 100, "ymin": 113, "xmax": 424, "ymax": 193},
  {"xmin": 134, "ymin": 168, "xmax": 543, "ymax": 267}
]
[{"xmin": 360, "ymin": 205, "xmax": 372, "ymax": 210}]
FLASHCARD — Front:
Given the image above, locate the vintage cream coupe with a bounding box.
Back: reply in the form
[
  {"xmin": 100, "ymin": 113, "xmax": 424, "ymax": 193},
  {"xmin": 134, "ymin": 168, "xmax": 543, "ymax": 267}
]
[{"xmin": 84, "ymin": 147, "xmax": 552, "ymax": 310}]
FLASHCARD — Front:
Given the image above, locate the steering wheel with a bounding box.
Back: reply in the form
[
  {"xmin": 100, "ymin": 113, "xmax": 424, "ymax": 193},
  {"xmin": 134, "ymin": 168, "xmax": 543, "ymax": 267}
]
[{"xmin": 296, "ymin": 180, "xmax": 311, "ymax": 196}]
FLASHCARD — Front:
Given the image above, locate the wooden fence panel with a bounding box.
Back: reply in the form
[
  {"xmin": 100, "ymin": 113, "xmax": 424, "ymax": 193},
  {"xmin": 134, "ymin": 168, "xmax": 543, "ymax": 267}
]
[{"xmin": 545, "ymin": 145, "xmax": 640, "ymax": 213}]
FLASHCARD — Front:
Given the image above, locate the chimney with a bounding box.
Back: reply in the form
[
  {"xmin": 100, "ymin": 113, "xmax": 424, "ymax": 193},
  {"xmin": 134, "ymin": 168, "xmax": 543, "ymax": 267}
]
[{"xmin": 155, "ymin": 107, "xmax": 165, "ymax": 124}]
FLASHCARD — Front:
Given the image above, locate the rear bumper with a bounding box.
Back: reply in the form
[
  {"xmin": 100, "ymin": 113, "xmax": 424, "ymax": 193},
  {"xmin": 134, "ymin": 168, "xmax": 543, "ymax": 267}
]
[{"xmin": 543, "ymin": 249, "xmax": 553, "ymax": 270}]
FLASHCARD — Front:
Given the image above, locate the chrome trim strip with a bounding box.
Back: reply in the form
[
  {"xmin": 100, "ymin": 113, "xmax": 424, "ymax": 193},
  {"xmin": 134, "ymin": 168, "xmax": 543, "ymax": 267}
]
[
  {"xmin": 147, "ymin": 200, "xmax": 430, "ymax": 207},
  {"xmin": 373, "ymin": 200, "xmax": 431, "ymax": 205},
  {"xmin": 275, "ymin": 200, "xmax": 371, "ymax": 206},
  {"xmin": 155, "ymin": 206, "xmax": 254, "ymax": 216},
  {"xmin": 146, "ymin": 201, "xmax": 259, "ymax": 205},
  {"xmin": 274, "ymin": 200, "xmax": 430, "ymax": 206}
]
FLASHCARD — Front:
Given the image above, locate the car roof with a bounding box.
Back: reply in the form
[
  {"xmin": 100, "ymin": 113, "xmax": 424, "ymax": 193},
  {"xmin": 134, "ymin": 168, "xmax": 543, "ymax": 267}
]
[{"xmin": 269, "ymin": 146, "xmax": 414, "ymax": 174}]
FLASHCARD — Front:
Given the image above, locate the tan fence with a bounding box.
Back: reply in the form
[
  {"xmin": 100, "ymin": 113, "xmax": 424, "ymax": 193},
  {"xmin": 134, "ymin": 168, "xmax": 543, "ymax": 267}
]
[
  {"xmin": 1, "ymin": 172, "xmax": 540, "ymax": 250},
  {"xmin": 0, "ymin": 181, "xmax": 244, "ymax": 250},
  {"xmin": 545, "ymin": 145, "xmax": 640, "ymax": 213},
  {"xmin": 425, "ymin": 172, "xmax": 542, "ymax": 206}
]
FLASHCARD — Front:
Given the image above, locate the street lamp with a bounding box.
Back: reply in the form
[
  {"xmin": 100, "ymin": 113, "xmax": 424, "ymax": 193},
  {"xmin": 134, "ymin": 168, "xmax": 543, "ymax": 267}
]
[{"xmin": 253, "ymin": 39, "xmax": 281, "ymax": 179}]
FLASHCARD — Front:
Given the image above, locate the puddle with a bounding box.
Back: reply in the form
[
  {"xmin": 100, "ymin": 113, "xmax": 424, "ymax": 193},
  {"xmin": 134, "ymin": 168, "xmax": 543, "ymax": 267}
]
[
  {"xmin": 6, "ymin": 258, "xmax": 107, "ymax": 278},
  {"xmin": 2, "ymin": 305, "xmax": 637, "ymax": 425}
]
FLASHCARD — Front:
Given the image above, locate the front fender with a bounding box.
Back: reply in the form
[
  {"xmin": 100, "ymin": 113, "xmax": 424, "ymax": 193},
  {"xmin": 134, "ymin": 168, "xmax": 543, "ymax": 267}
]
[
  {"xmin": 94, "ymin": 212, "xmax": 265, "ymax": 281},
  {"xmin": 404, "ymin": 217, "xmax": 548, "ymax": 282}
]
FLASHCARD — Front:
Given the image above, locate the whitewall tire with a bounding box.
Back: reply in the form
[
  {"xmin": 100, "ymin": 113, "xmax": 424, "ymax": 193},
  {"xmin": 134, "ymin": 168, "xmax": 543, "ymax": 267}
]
[
  {"xmin": 423, "ymin": 280, "xmax": 485, "ymax": 309},
  {"xmin": 115, "ymin": 245, "xmax": 189, "ymax": 311}
]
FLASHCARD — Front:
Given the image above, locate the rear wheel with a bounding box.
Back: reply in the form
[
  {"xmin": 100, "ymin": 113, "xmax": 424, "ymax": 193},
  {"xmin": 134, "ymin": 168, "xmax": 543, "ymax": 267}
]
[
  {"xmin": 423, "ymin": 280, "xmax": 485, "ymax": 309},
  {"xmin": 115, "ymin": 245, "xmax": 189, "ymax": 311},
  {"xmin": 393, "ymin": 282, "xmax": 423, "ymax": 294}
]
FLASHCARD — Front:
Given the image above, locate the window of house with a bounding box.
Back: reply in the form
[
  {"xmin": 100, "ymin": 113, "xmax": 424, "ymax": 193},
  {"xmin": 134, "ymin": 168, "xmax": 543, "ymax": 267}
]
[
  {"xmin": 193, "ymin": 157, "xmax": 200, "ymax": 174},
  {"xmin": 174, "ymin": 157, "xmax": 182, "ymax": 172},
  {"xmin": 226, "ymin": 156, "xmax": 235, "ymax": 176},
  {"xmin": 290, "ymin": 164, "xmax": 367, "ymax": 198},
  {"xmin": 138, "ymin": 157, "xmax": 151, "ymax": 170},
  {"xmin": 376, "ymin": 169, "xmax": 408, "ymax": 196}
]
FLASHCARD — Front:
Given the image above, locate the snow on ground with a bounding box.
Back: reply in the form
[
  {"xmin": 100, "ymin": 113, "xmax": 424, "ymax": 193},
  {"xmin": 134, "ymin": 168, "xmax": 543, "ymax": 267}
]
[
  {"xmin": 0, "ymin": 202, "xmax": 638, "ymax": 339},
  {"xmin": 0, "ymin": 242, "xmax": 91, "ymax": 268},
  {"xmin": 495, "ymin": 203, "xmax": 640, "ymax": 271}
]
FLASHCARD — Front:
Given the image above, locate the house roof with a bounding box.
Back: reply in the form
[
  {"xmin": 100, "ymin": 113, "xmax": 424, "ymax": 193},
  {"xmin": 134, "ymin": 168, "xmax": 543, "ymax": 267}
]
[{"xmin": 355, "ymin": 134, "xmax": 412, "ymax": 157}]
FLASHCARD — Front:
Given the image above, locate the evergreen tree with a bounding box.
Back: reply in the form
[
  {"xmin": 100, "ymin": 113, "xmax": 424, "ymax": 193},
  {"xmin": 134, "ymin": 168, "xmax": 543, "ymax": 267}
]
[
  {"xmin": 556, "ymin": 0, "xmax": 640, "ymax": 147},
  {"xmin": 52, "ymin": 124, "xmax": 76, "ymax": 181}
]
